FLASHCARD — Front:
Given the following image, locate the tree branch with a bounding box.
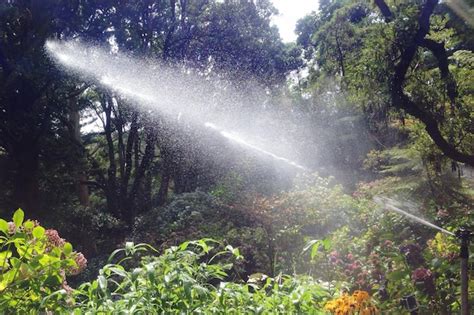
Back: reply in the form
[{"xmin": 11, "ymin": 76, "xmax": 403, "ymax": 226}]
[
  {"xmin": 420, "ymin": 38, "xmax": 457, "ymax": 105},
  {"xmin": 374, "ymin": 0, "xmax": 393, "ymax": 21},
  {"xmin": 395, "ymin": 93, "xmax": 473, "ymax": 165},
  {"xmin": 388, "ymin": 0, "xmax": 474, "ymax": 166}
]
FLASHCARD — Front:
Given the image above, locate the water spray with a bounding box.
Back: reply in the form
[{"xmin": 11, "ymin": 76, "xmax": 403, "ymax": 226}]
[
  {"xmin": 374, "ymin": 197, "xmax": 454, "ymax": 236},
  {"xmin": 204, "ymin": 122, "xmax": 307, "ymax": 171},
  {"xmin": 45, "ymin": 39, "xmax": 308, "ymax": 173},
  {"xmin": 375, "ymin": 196, "xmax": 471, "ymax": 313}
]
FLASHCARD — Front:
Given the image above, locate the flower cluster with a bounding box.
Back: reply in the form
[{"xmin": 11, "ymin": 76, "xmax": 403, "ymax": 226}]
[
  {"xmin": 324, "ymin": 290, "xmax": 379, "ymax": 315},
  {"xmin": 7, "ymin": 222, "xmax": 16, "ymax": 234},
  {"xmin": 399, "ymin": 244, "xmax": 425, "ymax": 267},
  {"xmin": 44, "ymin": 229, "xmax": 88, "ymax": 276},
  {"xmin": 7, "ymin": 219, "xmax": 41, "ymax": 235},
  {"xmin": 411, "ymin": 267, "xmax": 432, "ymax": 281},
  {"xmin": 69, "ymin": 252, "xmax": 88, "ymax": 275},
  {"xmin": 328, "ymin": 250, "xmax": 370, "ymax": 289},
  {"xmin": 45, "ymin": 229, "xmax": 66, "ymax": 247},
  {"xmin": 412, "ymin": 267, "xmax": 436, "ymax": 296}
]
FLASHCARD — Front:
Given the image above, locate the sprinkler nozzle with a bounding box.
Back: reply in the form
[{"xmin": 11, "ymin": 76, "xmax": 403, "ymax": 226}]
[
  {"xmin": 455, "ymin": 227, "xmax": 473, "ymax": 240},
  {"xmin": 456, "ymin": 227, "xmax": 472, "ymax": 259}
]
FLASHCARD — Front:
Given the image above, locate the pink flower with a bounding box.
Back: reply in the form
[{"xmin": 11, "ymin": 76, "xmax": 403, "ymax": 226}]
[
  {"xmin": 45, "ymin": 229, "xmax": 66, "ymax": 247},
  {"xmin": 412, "ymin": 268, "xmax": 432, "ymax": 281},
  {"xmin": 61, "ymin": 280, "xmax": 74, "ymax": 294},
  {"xmin": 347, "ymin": 253, "xmax": 354, "ymax": 260},
  {"xmin": 7, "ymin": 222, "xmax": 16, "ymax": 234},
  {"xmin": 348, "ymin": 262, "xmax": 359, "ymax": 271},
  {"xmin": 69, "ymin": 252, "xmax": 87, "ymax": 275}
]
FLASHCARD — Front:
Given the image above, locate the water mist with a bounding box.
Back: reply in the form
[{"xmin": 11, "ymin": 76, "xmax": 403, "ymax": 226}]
[{"xmin": 45, "ymin": 39, "xmax": 308, "ymax": 172}]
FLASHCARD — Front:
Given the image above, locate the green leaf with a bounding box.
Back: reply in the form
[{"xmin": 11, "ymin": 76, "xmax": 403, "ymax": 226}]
[
  {"xmin": 311, "ymin": 243, "xmax": 319, "ymax": 259},
  {"xmin": 98, "ymin": 275, "xmax": 107, "ymax": 292},
  {"xmin": 10, "ymin": 257, "xmax": 21, "ymax": 268},
  {"xmin": 302, "ymin": 240, "xmax": 319, "ymax": 254},
  {"xmin": 13, "ymin": 209, "xmax": 24, "ymax": 227},
  {"xmin": 387, "ymin": 270, "xmax": 408, "ymax": 281},
  {"xmin": 0, "ymin": 250, "xmax": 12, "ymax": 266},
  {"xmin": 91, "ymin": 280, "xmax": 98, "ymax": 290},
  {"xmin": 198, "ymin": 239, "xmax": 210, "ymax": 253},
  {"xmin": 125, "ymin": 242, "xmax": 134, "ymax": 255},
  {"xmin": 23, "ymin": 220, "xmax": 34, "ymax": 230},
  {"xmin": 131, "ymin": 268, "xmax": 142, "ymax": 281},
  {"xmin": 321, "ymin": 239, "xmax": 332, "ymax": 251},
  {"xmin": 44, "ymin": 274, "xmax": 62, "ymax": 286},
  {"xmin": 32, "ymin": 226, "xmax": 45, "ymax": 239},
  {"xmin": 0, "ymin": 219, "xmax": 9, "ymax": 233},
  {"xmin": 108, "ymin": 266, "xmax": 128, "ymax": 278},
  {"xmin": 63, "ymin": 242, "xmax": 73, "ymax": 255}
]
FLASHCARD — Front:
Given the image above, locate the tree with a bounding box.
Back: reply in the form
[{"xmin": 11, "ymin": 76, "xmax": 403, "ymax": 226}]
[
  {"xmin": 0, "ymin": 1, "xmax": 87, "ymax": 217},
  {"xmin": 71, "ymin": 0, "xmax": 300, "ymax": 226},
  {"xmin": 373, "ymin": 0, "xmax": 473, "ymax": 166},
  {"xmin": 296, "ymin": 0, "xmax": 473, "ymax": 167}
]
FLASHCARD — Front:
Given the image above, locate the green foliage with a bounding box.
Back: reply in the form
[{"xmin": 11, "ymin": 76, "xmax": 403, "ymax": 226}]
[
  {"xmin": 72, "ymin": 239, "xmax": 331, "ymax": 314},
  {"xmin": 133, "ymin": 175, "xmax": 362, "ymax": 277},
  {"xmin": 133, "ymin": 192, "xmax": 275, "ymax": 276},
  {"xmin": 307, "ymin": 171, "xmax": 473, "ymax": 314},
  {"xmin": 0, "ymin": 210, "xmax": 334, "ymax": 313},
  {"xmin": 0, "ymin": 209, "xmax": 85, "ymax": 312}
]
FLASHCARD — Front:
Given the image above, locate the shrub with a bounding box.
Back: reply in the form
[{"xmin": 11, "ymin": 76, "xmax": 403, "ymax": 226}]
[
  {"xmin": 0, "ymin": 209, "xmax": 87, "ymax": 312},
  {"xmin": 1, "ymin": 210, "xmax": 333, "ymax": 313},
  {"xmin": 73, "ymin": 239, "xmax": 332, "ymax": 314}
]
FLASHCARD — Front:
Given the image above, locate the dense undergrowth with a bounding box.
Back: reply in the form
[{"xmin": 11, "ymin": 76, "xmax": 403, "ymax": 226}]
[
  {"xmin": 2, "ymin": 159, "xmax": 473, "ymax": 314},
  {"xmin": 1, "ymin": 209, "xmax": 379, "ymax": 314}
]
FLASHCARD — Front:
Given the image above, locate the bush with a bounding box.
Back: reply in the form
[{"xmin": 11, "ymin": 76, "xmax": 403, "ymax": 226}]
[
  {"xmin": 0, "ymin": 209, "xmax": 87, "ymax": 312},
  {"xmin": 73, "ymin": 239, "xmax": 332, "ymax": 314},
  {"xmin": 0, "ymin": 211, "xmax": 333, "ymax": 313}
]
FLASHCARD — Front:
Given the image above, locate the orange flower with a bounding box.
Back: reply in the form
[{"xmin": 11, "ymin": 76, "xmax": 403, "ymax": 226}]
[{"xmin": 324, "ymin": 291, "xmax": 379, "ymax": 315}]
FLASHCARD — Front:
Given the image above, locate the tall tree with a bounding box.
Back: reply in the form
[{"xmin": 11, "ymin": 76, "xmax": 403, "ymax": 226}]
[
  {"xmin": 78, "ymin": 0, "xmax": 300, "ymax": 226},
  {"xmin": 296, "ymin": 0, "xmax": 473, "ymax": 167},
  {"xmin": 373, "ymin": 0, "xmax": 473, "ymax": 166},
  {"xmin": 0, "ymin": 1, "xmax": 86, "ymax": 217}
]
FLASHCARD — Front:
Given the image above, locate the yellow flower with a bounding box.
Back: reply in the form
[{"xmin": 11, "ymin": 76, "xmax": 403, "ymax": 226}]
[{"xmin": 324, "ymin": 291, "xmax": 379, "ymax": 315}]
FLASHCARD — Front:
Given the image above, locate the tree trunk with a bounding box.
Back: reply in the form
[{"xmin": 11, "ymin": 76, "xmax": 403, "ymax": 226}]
[
  {"xmin": 126, "ymin": 128, "xmax": 156, "ymax": 225},
  {"xmin": 156, "ymin": 157, "xmax": 172, "ymax": 206},
  {"xmin": 102, "ymin": 95, "xmax": 119, "ymax": 216},
  {"xmin": 12, "ymin": 142, "xmax": 40, "ymax": 217},
  {"xmin": 70, "ymin": 105, "xmax": 89, "ymax": 207},
  {"xmin": 119, "ymin": 113, "xmax": 138, "ymax": 202}
]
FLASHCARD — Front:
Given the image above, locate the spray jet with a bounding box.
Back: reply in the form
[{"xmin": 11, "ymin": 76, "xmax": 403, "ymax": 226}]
[{"xmin": 375, "ymin": 197, "xmax": 472, "ymax": 314}]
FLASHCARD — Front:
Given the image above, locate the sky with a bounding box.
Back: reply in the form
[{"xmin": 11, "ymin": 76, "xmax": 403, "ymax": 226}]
[{"xmin": 271, "ymin": 0, "xmax": 319, "ymax": 42}]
